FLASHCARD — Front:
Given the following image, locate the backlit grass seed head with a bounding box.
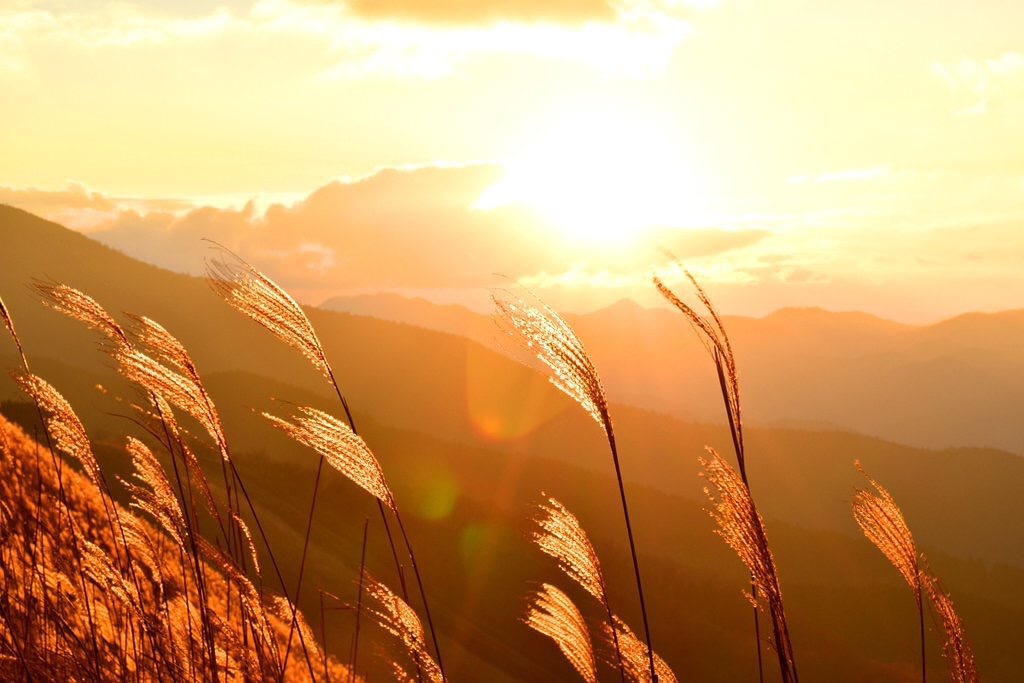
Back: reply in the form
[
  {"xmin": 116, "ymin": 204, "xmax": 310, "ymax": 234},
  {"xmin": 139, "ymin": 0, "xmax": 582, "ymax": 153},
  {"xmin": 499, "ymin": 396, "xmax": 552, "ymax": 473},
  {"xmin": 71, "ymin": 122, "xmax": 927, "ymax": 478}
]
[
  {"xmin": 15, "ymin": 372, "xmax": 102, "ymax": 488},
  {"xmin": 493, "ymin": 294, "xmax": 608, "ymax": 430},
  {"xmin": 852, "ymin": 461, "xmax": 921, "ymax": 599},
  {"xmin": 148, "ymin": 393, "xmax": 223, "ymax": 526},
  {"xmin": 700, "ymin": 447, "xmax": 779, "ymax": 606},
  {"xmin": 602, "ymin": 615, "xmax": 677, "ymax": 683},
  {"xmin": 131, "ymin": 315, "xmax": 199, "ymax": 381},
  {"xmin": 271, "ymin": 597, "xmax": 321, "ymax": 664},
  {"xmin": 233, "ymin": 513, "xmax": 261, "ymax": 577},
  {"xmin": 524, "ymin": 583, "xmax": 598, "ymax": 683},
  {"xmin": 208, "ymin": 252, "xmax": 331, "ymax": 381},
  {"xmin": 120, "ymin": 513, "xmax": 164, "ymax": 596},
  {"xmin": 533, "ymin": 496, "xmax": 605, "ymax": 603},
  {"xmin": 264, "ymin": 406, "xmax": 395, "ymax": 509},
  {"xmin": 33, "ymin": 282, "xmax": 128, "ymax": 345},
  {"xmin": 80, "ymin": 538, "xmax": 140, "ymax": 614},
  {"xmin": 654, "ymin": 270, "xmax": 743, "ymax": 461},
  {"xmin": 922, "ymin": 573, "xmax": 978, "ymax": 683},
  {"xmin": 0, "ymin": 296, "xmax": 15, "ymax": 340},
  {"xmin": 116, "ymin": 345, "xmax": 227, "ymax": 451},
  {"xmin": 365, "ymin": 572, "xmax": 443, "ymax": 683},
  {"xmin": 124, "ymin": 435, "xmax": 187, "ymax": 549}
]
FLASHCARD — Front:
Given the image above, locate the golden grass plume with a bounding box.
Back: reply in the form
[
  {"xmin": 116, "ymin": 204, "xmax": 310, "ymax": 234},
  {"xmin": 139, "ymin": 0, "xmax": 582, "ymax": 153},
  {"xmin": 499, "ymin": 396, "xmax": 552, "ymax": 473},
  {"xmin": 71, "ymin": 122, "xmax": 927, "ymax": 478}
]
[
  {"xmin": 533, "ymin": 495, "xmax": 606, "ymax": 603},
  {"xmin": 365, "ymin": 572, "xmax": 443, "ymax": 683},
  {"xmin": 600, "ymin": 615, "xmax": 677, "ymax": 683},
  {"xmin": 922, "ymin": 573, "xmax": 978, "ymax": 683},
  {"xmin": 14, "ymin": 372, "xmax": 102, "ymax": 489},
  {"xmin": 493, "ymin": 293, "xmax": 608, "ymax": 431},
  {"xmin": 264, "ymin": 405, "xmax": 395, "ymax": 509},
  {"xmin": 207, "ymin": 250, "xmax": 331, "ymax": 381},
  {"xmin": 33, "ymin": 282, "xmax": 128, "ymax": 346},
  {"xmin": 700, "ymin": 447, "xmax": 797, "ymax": 681},
  {"xmin": 852, "ymin": 461, "xmax": 921, "ymax": 601},
  {"xmin": 524, "ymin": 583, "xmax": 598, "ymax": 683}
]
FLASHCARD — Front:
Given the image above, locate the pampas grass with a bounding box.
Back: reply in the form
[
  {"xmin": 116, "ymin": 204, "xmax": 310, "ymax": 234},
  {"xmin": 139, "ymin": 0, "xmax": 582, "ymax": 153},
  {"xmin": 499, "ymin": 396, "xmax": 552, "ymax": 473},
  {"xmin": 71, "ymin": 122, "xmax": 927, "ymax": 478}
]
[
  {"xmin": 656, "ymin": 266, "xmax": 795, "ymax": 682},
  {"xmin": 209, "ymin": 249, "xmax": 445, "ymax": 679},
  {"xmin": 264, "ymin": 406, "xmax": 396, "ymax": 510},
  {"xmin": 922, "ymin": 573, "xmax": 978, "ymax": 683},
  {"xmin": 32, "ymin": 282, "xmax": 322, "ymax": 679},
  {"xmin": 0, "ymin": 250, "xmax": 998, "ymax": 681},
  {"xmin": 601, "ymin": 615, "xmax": 677, "ymax": 683},
  {"xmin": 700, "ymin": 447, "xmax": 797, "ymax": 682},
  {"xmin": 532, "ymin": 495, "xmax": 625, "ymax": 679},
  {"xmin": 365, "ymin": 572, "xmax": 444, "ymax": 683},
  {"xmin": 853, "ymin": 460, "xmax": 925, "ymax": 682},
  {"xmin": 853, "ymin": 462, "xmax": 978, "ymax": 683},
  {"xmin": 495, "ymin": 292, "xmax": 656, "ymax": 681},
  {"xmin": 524, "ymin": 583, "xmax": 598, "ymax": 683}
]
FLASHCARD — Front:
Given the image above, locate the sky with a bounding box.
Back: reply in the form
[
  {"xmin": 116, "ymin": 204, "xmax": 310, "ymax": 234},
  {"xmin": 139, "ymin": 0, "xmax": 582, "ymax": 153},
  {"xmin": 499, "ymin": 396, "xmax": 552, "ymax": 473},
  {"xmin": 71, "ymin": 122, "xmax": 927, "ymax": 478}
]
[{"xmin": 1, "ymin": 0, "xmax": 1023, "ymax": 321}]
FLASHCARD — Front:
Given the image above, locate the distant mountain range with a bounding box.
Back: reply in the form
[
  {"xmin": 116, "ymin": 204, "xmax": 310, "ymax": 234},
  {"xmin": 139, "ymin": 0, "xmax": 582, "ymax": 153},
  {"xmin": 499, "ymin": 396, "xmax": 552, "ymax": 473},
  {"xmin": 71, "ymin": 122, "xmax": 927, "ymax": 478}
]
[
  {"xmin": 3, "ymin": 203, "xmax": 1024, "ymax": 680},
  {"xmin": 323, "ymin": 288, "xmax": 1024, "ymax": 455}
]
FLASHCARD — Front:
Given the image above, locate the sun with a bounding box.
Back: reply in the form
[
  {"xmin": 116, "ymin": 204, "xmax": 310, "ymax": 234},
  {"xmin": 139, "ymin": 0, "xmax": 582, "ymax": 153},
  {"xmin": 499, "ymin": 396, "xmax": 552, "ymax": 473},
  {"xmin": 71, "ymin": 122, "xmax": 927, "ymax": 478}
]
[{"xmin": 476, "ymin": 108, "xmax": 706, "ymax": 246}]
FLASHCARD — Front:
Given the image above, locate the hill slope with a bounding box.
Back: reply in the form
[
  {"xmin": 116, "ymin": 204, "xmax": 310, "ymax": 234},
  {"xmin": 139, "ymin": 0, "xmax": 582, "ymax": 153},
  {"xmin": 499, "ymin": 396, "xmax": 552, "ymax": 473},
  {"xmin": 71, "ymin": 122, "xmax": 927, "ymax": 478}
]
[{"xmin": 4, "ymin": 204, "xmax": 1024, "ymax": 680}]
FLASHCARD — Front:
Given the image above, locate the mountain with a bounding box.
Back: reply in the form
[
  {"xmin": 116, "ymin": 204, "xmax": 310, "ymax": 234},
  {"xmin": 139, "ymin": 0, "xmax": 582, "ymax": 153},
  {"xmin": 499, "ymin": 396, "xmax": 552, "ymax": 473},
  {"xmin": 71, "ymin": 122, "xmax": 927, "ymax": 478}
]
[
  {"xmin": 4, "ymin": 203, "xmax": 1024, "ymax": 680},
  {"xmin": 323, "ymin": 292, "xmax": 1024, "ymax": 454}
]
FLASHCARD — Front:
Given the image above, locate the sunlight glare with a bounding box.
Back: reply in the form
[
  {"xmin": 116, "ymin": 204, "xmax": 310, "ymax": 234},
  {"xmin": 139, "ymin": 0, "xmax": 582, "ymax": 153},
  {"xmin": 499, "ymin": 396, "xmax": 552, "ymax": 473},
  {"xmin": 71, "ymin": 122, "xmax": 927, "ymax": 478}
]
[{"xmin": 476, "ymin": 110, "xmax": 704, "ymax": 246}]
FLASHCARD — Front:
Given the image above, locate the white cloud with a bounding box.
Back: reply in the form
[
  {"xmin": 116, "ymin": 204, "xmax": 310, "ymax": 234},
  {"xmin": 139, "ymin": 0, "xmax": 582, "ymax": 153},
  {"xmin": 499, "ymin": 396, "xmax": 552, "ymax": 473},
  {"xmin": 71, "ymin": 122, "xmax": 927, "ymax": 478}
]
[
  {"xmin": 252, "ymin": 0, "xmax": 692, "ymax": 80},
  {"xmin": 0, "ymin": 0, "xmax": 696, "ymax": 83},
  {"xmin": 932, "ymin": 52, "xmax": 1024, "ymax": 115}
]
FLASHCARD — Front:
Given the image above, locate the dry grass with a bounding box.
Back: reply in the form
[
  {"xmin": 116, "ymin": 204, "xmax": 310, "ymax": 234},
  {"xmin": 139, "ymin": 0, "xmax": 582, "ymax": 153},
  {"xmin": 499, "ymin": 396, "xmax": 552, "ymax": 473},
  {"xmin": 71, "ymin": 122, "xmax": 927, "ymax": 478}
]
[
  {"xmin": 922, "ymin": 573, "xmax": 978, "ymax": 683},
  {"xmin": 600, "ymin": 616, "xmax": 677, "ymax": 683},
  {"xmin": 496, "ymin": 292, "xmax": 657, "ymax": 681},
  {"xmin": 853, "ymin": 461, "xmax": 978, "ymax": 683},
  {"xmin": 525, "ymin": 583, "xmax": 598, "ymax": 683},
  {"xmin": 700, "ymin": 447, "xmax": 797, "ymax": 682},
  {"xmin": 0, "ymin": 262, "xmax": 987, "ymax": 682},
  {"xmin": 0, "ymin": 414, "xmax": 355, "ymax": 682},
  {"xmin": 657, "ymin": 267, "xmax": 796, "ymax": 683},
  {"xmin": 365, "ymin": 572, "xmax": 444, "ymax": 683},
  {"xmin": 210, "ymin": 251, "xmax": 445, "ymax": 679},
  {"xmin": 264, "ymin": 406, "xmax": 396, "ymax": 510}
]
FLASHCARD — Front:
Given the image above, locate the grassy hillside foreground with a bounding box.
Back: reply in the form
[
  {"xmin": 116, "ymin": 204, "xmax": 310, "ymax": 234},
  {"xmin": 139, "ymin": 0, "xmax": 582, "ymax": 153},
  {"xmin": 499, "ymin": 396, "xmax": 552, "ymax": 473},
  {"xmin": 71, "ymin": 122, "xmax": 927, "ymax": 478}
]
[
  {"xmin": 0, "ymin": 414, "xmax": 356, "ymax": 681},
  {"xmin": 1, "ymin": 204, "xmax": 1022, "ymax": 681}
]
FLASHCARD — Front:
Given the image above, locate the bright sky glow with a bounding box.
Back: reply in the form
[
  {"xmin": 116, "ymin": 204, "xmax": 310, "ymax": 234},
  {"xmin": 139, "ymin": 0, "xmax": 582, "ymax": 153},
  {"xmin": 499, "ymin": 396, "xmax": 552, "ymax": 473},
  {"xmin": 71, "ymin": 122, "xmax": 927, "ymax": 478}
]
[
  {"xmin": 1, "ymin": 0, "xmax": 1023, "ymax": 320},
  {"xmin": 477, "ymin": 108, "xmax": 713, "ymax": 245}
]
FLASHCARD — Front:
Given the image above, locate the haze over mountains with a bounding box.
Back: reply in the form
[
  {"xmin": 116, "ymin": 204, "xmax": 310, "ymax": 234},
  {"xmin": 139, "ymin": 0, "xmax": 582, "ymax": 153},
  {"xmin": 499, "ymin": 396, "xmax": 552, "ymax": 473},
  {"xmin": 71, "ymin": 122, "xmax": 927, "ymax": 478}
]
[
  {"xmin": 3, "ymin": 203, "xmax": 1024, "ymax": 680},
  {"xmin": 324, "ymin": 289, "xmax": 1024, "ymax": 455}
]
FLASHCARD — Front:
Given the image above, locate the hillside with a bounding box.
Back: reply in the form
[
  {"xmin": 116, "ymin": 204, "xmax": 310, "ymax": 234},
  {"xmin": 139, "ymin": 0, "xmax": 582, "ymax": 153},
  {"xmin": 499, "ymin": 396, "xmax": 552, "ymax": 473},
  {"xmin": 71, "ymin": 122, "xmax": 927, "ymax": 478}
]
[
  {"xmin": 0, "ymin": 414, "xmax": 356, "ymax": 681},
  {"xmin": 3, "ymin": 204, "xmax": 1024, "ymax": 680}
]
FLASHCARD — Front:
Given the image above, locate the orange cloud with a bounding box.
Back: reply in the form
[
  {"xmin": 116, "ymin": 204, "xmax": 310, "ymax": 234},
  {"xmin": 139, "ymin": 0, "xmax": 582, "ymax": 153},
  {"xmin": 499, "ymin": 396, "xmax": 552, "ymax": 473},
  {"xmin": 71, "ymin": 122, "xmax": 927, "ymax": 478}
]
[
  {"xmin": 0, "ymin": 182, "xmax": 191, "ymax": 231},
  {"xmin": 342, "ymin": 0, "xmax": 615, "ymax": 24},
  {"xmin": 87, "ymin": 164, "xmax": 568, "ymax": 289},
  {"xmin": 2, "ymin": 165, "xmax": 764, "ymax": 299}
]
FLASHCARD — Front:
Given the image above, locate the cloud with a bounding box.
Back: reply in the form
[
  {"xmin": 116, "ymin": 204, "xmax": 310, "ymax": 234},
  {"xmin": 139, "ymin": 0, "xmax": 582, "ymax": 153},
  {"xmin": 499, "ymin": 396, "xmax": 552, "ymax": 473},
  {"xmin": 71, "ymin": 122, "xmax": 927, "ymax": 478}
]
[
  {"xmin": 0, "ymin": 182, "xmax": 191, "ymax": 230},
  {"xmin": 254, "ymin": 0, "xmax": 692, "ymax": 79},
  {"xmin": 646, "ymin": 227, "xmax": 771, "ymax": 259},
  {"xmin": 0, "ymin": 0, "xmax": 696, "ymax": 85},
  {"xmin": 3, "ymin": 165, "xmax": 770, "ymax": 299},
  {"xmin": 932, "ymin": 52, "xmax": 1024, "ymax": 115},
  {"xmin": 77, "ymin": 164, "xmax": 571, "ymax": 289},
  {"xmin": 0, "ymin": 5, "xmax": 231, "ymax": 49},
  {"xmin": 341, "ymin": 0, "xmax": 615, "ymax": 25},
  {"xmin": 310, "ymin": 0, "xmax": 711, "ymax": 26}
]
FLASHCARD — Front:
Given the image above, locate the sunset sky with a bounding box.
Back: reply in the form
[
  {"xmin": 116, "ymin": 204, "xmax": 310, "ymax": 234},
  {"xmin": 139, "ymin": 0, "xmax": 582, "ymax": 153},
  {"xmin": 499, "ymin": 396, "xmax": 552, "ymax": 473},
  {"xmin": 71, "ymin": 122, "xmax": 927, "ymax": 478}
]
[{"xmin": 2, "ymin": 0, "xmax": 1023, "ymax": 320}]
